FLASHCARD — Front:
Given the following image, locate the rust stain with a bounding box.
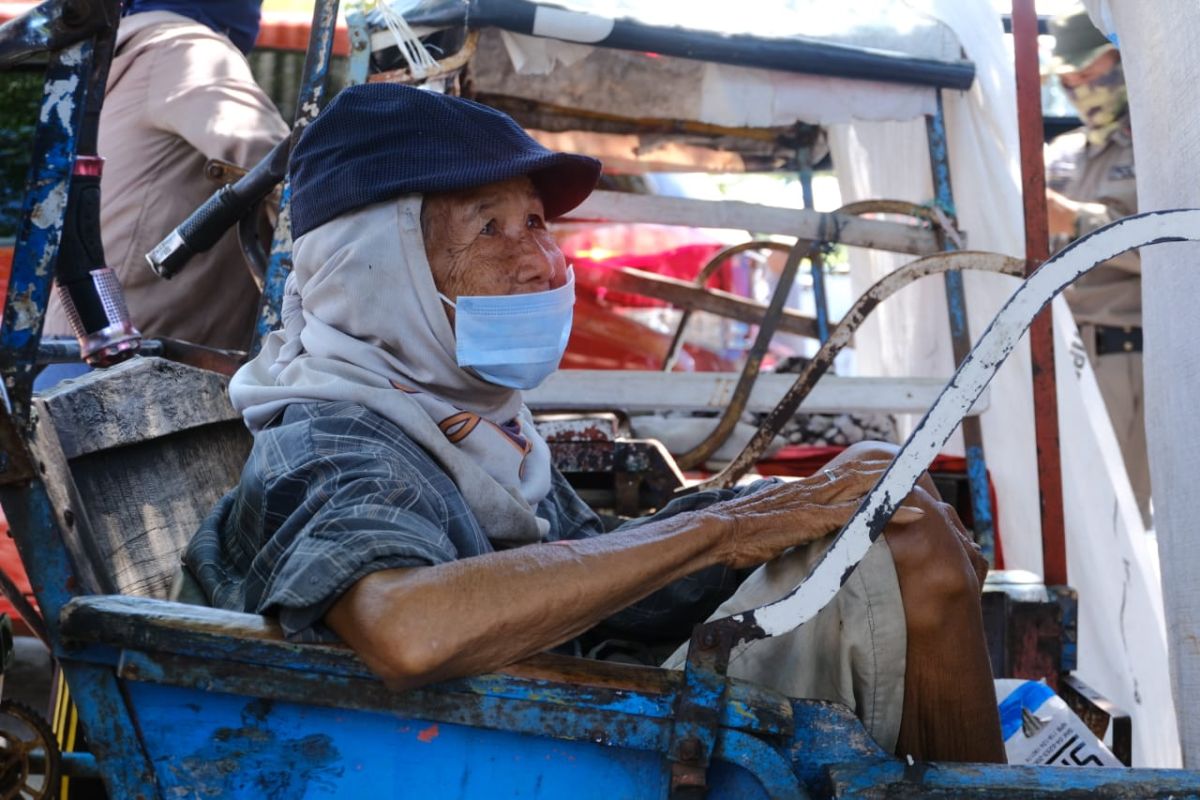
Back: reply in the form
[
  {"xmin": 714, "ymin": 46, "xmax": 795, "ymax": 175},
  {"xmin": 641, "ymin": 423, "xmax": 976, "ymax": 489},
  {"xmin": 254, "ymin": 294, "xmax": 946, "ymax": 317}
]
[{"xmin": 417, "ymin": 723, "xmax": 440, "ymax": 743}]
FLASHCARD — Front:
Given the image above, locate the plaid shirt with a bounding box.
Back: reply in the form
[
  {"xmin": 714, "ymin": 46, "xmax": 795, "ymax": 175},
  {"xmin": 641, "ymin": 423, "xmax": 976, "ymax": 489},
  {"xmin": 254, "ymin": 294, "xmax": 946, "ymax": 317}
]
[{"xmin": 185, "ymin": 401, "xmax": 759, "ymax": 643}]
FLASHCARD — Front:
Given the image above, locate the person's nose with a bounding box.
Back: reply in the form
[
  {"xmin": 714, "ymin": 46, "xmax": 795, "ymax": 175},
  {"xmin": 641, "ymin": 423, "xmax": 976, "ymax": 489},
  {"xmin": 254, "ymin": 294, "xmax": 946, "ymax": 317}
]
[{"xmin": 515, "ymin": 234, "xmax": 566, "ymax": 289}]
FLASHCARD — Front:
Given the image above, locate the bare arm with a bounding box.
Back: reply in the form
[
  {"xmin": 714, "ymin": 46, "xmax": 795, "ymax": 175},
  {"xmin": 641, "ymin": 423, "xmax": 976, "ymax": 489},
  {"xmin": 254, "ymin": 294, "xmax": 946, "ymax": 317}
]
[{"xmin": 326, "ymin": 461, "xmax": 920, "ymax": 690}]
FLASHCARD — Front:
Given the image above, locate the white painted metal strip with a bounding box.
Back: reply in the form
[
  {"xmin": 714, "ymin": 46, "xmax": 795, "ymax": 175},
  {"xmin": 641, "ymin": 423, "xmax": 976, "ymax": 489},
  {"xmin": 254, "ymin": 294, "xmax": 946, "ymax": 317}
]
[
  {"xmin": 527, "ymin": 372, "xmax": 990, "ymax": 416},
  {"xmin": 564, "ymin": 191, "xmax": 943, "ymax": 256}
]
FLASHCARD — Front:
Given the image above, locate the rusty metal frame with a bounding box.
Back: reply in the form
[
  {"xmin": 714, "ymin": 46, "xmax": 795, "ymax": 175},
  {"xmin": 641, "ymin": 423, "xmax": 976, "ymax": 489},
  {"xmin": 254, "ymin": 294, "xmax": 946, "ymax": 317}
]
[
  {"xmin": 673, "ymin": 239, "xmax": 815, "ymax": 470},
  {"xmin": 1013, "ymin": 0, "xmax": 1067, "ymax": 587},
  {"xmin": 691, "ymin": 250, "xmax": 1024, "ymax": 490},
  {"xmin": 666, "ymin": 199, "xmax": 970, "ymax": 472},
  {"xmin": 660, "ymin": 240, "xmax": 793, "ymax": 372}
]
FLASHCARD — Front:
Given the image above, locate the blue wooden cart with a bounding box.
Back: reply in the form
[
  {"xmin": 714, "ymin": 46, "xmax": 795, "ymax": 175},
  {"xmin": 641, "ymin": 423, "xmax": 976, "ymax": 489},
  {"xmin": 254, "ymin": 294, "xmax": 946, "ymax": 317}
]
[{"xmin": 2, "ymin": 0, "xmax": 1200, "ymax": 797}]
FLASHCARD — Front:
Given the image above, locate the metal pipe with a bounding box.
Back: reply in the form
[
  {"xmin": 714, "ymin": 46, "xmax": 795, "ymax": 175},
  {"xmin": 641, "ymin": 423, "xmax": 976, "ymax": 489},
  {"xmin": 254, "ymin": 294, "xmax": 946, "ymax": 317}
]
[
  {"xmin": 799, "ymin": 161, "xmax": 831, "ymax": 343},
  {"xmin": 926, "ymin": 93, "xmax": 996, "ymax": 565},
  {"xmin": 660, "ymin": 240, "xmax": 792, "ymax": 372},
  {"xmin": 0, "ymin": 42, "xmax": 92, "ymax": 426},
  {"xmin": 673, "ymin": 240, "xmax": 812, "ymax": 470},
  {"xmin": 694, "ymin": 251, "xmax": 1024, "ymax": 491},
  {"xmin": 401, "ymin": 0, "xmax": 977, "ymax": 91},
  {"xmin": 1013, "ymin": 0, "xmax": 1067, "ymax": 586},
  {"xmin": 253, "ymin": 0, "xmax": 342, "ymax": 356}
]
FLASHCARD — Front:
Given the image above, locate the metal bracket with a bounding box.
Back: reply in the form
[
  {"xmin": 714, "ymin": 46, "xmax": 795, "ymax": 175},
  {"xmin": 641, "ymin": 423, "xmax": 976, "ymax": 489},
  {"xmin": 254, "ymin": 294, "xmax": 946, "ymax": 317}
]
[{"xmin": 667, "ymin": 625, "xmax": 733, "ymax": 797}]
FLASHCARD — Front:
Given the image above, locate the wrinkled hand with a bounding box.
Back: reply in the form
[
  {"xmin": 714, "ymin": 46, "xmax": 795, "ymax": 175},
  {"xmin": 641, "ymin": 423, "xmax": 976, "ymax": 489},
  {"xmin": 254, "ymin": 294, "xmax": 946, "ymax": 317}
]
[{"xmin": 708, "ymin": 460, "xmax": 924, "ymax": 570}]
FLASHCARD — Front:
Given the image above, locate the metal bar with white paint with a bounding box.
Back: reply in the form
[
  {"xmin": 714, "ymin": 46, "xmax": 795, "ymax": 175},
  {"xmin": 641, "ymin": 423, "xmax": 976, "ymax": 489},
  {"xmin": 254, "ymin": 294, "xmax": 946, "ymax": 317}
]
[
  {"xmin": 527, "ymin": 372, "xmax": 990, "ymax": 417},
  {"xmin": 564, "ymin": 191, "xmax": 943, "ymax": 256}
]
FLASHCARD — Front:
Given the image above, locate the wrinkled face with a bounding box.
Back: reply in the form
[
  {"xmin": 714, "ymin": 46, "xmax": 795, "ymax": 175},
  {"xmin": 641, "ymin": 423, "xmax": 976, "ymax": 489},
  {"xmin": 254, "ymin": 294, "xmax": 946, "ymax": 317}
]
[{"xmin": 422, "ymin": 176, "xmax": 568, "ymax": 324}]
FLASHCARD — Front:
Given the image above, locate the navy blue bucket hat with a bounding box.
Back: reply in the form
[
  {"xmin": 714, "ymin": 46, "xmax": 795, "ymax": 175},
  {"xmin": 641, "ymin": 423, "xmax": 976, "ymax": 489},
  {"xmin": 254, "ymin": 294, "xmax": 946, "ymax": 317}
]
[{"xmin": 289, "ymin": 84, "xmax": 602, "ymax": 239}]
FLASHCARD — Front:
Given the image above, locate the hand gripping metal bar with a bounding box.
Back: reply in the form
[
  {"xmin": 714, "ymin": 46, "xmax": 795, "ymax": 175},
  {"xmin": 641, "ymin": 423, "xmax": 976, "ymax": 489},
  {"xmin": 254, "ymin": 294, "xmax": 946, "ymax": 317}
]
[{"xmin": 687, "ymin": 209, "xmax": 1200, "ymax": 654}]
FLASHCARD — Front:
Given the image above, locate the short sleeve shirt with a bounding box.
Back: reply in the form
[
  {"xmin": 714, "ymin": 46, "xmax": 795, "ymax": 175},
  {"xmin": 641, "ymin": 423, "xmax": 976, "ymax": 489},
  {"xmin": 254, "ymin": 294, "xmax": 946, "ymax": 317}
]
[{"xmin": 185, "ymin": 401, "xmax": 756, "ymax": 643}]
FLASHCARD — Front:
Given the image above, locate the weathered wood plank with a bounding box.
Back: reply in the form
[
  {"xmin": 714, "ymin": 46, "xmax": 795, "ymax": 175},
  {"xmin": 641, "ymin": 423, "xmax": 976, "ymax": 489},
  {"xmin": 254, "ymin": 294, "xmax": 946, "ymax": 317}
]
[
  {"xmin": 39, "ymin": 357, "xmax": 240, "ymax": 459},
  {"xmin": 68, "ymin": 423, "xmax": 250, "ymax": 598},
  {"xmin": 565, "ymin": 191, "xmax": 942, "ymax": 256},
  {"xmin": 33, "ymin": 357, "xmax": 251, "ymax": 599}
]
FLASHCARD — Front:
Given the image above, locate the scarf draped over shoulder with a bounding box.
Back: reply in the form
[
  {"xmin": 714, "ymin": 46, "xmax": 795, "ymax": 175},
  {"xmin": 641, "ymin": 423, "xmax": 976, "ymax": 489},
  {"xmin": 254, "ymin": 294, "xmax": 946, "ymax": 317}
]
[{"xmin": 229, "ymin": 195, "xmax": 553, "ymax": 545}]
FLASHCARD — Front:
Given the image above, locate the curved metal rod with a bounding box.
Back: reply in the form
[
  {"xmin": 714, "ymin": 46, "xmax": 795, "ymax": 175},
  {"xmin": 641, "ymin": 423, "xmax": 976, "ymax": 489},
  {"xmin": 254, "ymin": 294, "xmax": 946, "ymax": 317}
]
[
  {"xmin": 837, "ymin": 198, "xmax": 966, "ymax": 250},
  {"xmin": 674, "ymin": 240, "xmax": 815, "ymax": 470},
  {"xmin": 692, "ymin": 251, "xmax": 1025, "ymax": 490},
  {"xmin": 661, "ymin": 240, "xmax": 793, "ymax": 372},
  {"xmin": 836, "ymin": 199, "xmax": 939, "ymax": 222},
  {"xmin": 694, "ymin": 209, "xmax": 1200, "ymax": 652},
  {"xmin": 670, "ymin": 200, "xmax": 964, "ymax": 469}
]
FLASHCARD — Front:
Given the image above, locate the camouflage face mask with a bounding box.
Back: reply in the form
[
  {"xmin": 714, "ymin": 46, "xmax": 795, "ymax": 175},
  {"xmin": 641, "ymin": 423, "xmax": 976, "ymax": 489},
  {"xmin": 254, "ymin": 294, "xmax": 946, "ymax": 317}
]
[{"xmin": 1063, "ymin": 61, "xmax": 1129, "ymax": 148}]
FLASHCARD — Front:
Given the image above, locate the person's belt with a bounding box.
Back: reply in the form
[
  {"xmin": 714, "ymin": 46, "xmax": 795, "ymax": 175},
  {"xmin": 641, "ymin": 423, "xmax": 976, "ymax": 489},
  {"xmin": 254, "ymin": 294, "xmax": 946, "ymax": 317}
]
[{"xmin": 1094, "ymin": 324, "xmax": 1143, "ymax": 355}]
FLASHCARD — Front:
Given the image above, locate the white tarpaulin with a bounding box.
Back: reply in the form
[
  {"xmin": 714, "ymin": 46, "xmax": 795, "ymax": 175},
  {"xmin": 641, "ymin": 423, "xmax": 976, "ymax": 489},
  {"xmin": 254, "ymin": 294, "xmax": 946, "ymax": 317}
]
[
  {"xmin": 478, "ymin": 29, "xmax": 938, "ymax": 127},
  {"xmin": 469, "ymin": 0, "xmax": 967, "ymax": 127},
  {"xmin": 1084, "ymin": 0, "xmax": 1200, "ymax": 768},
  {"xmin": 828, "ymin": 0, "xmax": 1179, "ymax": 767}
]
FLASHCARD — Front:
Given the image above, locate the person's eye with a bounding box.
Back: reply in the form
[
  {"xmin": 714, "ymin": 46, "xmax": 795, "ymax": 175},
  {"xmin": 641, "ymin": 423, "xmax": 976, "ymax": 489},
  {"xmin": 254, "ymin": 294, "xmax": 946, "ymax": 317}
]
[
  {"xmin": 481, "ymin": 219, "xmax": 497, "ymax": 235},
  {"xmin": 527, "ymin": 214, "xmax": 546, "ymax": 230}
]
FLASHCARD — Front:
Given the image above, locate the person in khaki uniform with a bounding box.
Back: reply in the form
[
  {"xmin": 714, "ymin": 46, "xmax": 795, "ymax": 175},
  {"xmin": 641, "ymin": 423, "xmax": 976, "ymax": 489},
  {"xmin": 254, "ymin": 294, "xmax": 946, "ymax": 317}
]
[
  {"xmin": 43, "ymin": 0, "xmax": 289, "ymax": 353},
  {"xmin": 1045, "ymin": 9, "xmax": 1149, "ymax": 525}
]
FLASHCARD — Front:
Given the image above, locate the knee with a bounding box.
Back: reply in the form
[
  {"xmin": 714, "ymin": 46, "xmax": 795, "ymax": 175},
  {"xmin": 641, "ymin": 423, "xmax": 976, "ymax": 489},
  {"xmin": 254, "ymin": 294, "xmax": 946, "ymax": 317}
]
[{"xmin": 886, "ymin": 492, "xmax": 983, "ymax": 633}]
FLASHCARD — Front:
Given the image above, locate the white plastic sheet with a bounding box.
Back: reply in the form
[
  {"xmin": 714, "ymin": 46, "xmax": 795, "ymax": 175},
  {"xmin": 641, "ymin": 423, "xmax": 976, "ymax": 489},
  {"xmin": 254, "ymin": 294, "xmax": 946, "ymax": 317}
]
[
  {"xmin": 1093, "ymin": 0, "xmax": 1200, "ymax": 768},
  {"xmin": 828, "ymin": 0, "xmax": 1179, "ymax": 766}
]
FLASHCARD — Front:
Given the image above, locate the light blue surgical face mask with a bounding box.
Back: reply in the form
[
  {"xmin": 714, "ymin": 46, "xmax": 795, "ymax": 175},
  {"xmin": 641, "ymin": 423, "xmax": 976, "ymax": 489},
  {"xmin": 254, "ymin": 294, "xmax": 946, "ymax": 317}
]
[{"xmin": 439, "ymin": 268, "xmax": 575, "ymax": 390}]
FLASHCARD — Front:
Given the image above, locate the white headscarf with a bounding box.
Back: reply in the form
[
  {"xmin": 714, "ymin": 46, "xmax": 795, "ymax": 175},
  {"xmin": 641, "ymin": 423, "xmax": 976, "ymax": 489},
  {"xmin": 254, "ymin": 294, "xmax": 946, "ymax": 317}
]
[{"xmin": 229, "ymin": 195, "xmax": 553, "ymax": 545}]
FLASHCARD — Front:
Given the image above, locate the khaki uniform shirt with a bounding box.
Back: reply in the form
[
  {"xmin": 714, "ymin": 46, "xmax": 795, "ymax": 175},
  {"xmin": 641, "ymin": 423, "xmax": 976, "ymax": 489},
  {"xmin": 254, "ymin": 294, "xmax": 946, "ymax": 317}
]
[
  {"xmin": 44, "ymin": 11, "xmax": 289, "ymax": 350},
  {"xmin": 1046, "ymin": 122, "xmax": 1140, "ymax": 329}
]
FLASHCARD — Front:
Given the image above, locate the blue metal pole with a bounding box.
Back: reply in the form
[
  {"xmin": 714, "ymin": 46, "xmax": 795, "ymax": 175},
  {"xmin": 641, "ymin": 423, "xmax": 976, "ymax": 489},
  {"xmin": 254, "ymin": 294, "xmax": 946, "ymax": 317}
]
[
  {"xmin": 0, "ymin": 43, "xmax": 91, "ymax": 424},
  {"xmin": 253, "ymin": 0, "xmax": 342, "ymax": 355},
  {"xmin": 799, "ymin": 159, "xmax": 830, "ymax": 343},
  {"xmin": 926, "ymin": 92, "xmax": 996, "ymax": 565}
]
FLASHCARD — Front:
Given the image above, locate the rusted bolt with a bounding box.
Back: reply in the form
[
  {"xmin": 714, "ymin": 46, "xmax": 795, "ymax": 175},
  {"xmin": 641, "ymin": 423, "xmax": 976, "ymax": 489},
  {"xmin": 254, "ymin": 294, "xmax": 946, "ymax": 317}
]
[
  {"xmin": 699, "ymin": 632, "xmax": 717, "ymax": 650},
  {"xmin": 679, "ymin": 737, "xmax": 703, "ymax": 761}
]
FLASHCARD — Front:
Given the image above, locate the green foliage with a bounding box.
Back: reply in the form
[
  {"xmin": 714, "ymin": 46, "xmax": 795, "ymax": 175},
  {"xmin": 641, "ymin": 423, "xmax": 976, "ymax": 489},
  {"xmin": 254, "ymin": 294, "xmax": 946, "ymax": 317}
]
[{"xmin": 0, "ymin": 73, "xmax": 44, "ymax": 239}]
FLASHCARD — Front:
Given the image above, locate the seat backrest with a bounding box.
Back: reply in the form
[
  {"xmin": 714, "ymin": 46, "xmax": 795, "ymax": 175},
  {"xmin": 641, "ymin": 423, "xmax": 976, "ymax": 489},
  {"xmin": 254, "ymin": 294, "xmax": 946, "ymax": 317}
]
[{"xmin": 32, "ymin": 357, "xmax": 251, "ymax": 598}]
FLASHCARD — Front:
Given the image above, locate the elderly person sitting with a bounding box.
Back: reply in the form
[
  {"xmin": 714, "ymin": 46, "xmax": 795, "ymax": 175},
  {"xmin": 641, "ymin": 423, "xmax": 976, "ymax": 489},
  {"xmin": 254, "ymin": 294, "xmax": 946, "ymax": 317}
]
[{"xmin": 184, "ymin": 84, "xmax": 1004, "ymax": 763}]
